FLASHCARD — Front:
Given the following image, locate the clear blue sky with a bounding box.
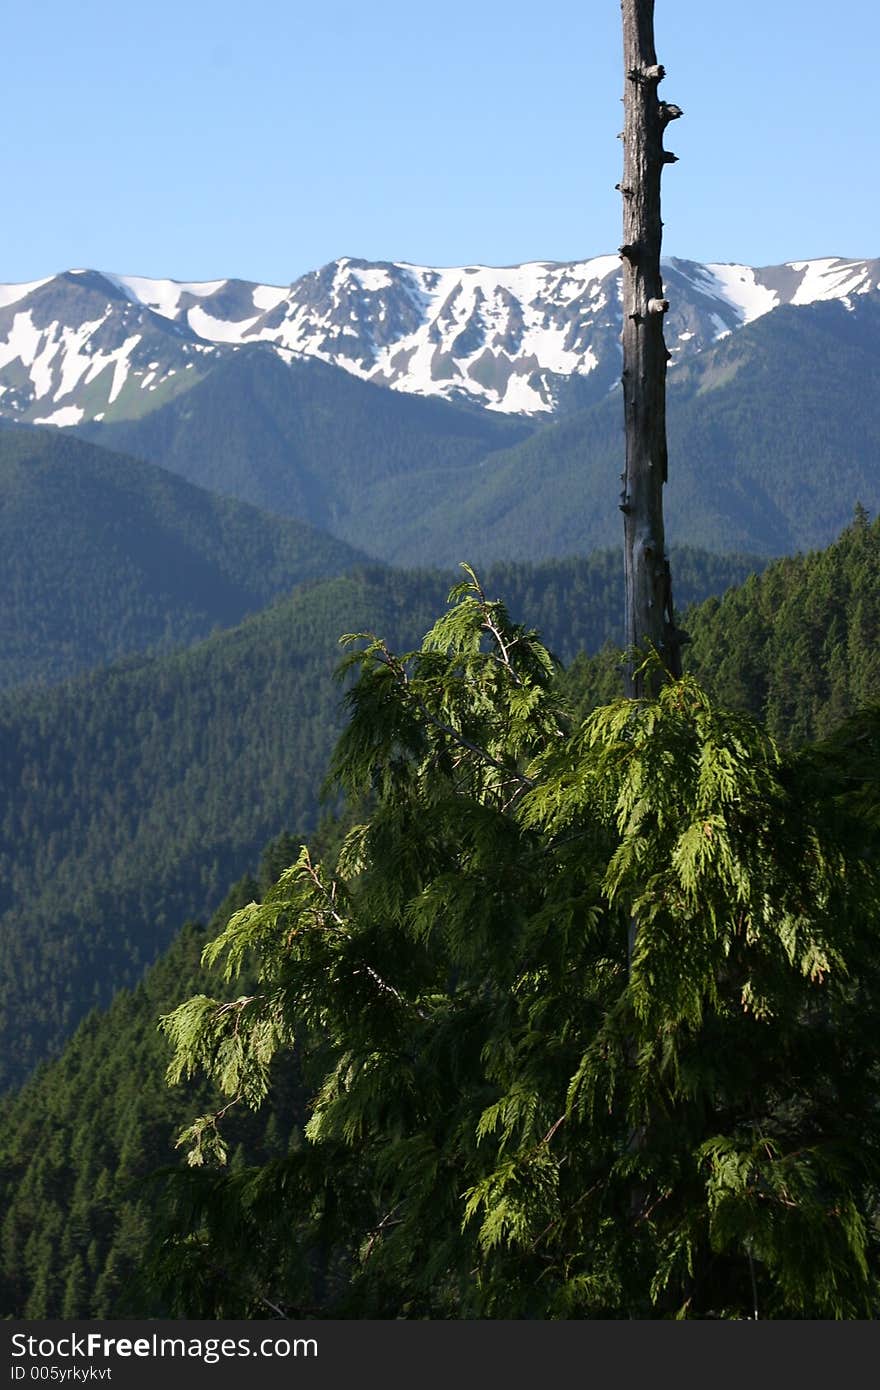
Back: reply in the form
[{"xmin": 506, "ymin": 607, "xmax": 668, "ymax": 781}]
[{"xmin": 4, "ymin": 0, "xmax": 875, "ymax": 285}]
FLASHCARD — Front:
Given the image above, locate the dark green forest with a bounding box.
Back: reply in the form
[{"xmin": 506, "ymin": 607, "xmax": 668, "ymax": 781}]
[
  {"xmin": 155, "ymin": 588, "xmax": 880, "ymax": 1318},
  {"xmin": 2, "ymin": 513, "xmax": 880, "ymax": 1318},
  {"xmin": 79, "ymin": 349, "xmax": 532, "ymax": 546},
  {"xmin": 0, "ymin": 427, "xmax": 367, "ymax": 688},
  {"xmin": 0, "ymin": 545, "xmax": 759, "ymax": 1093},
  {"xmin": 567, "ymin": 506, "xmax": 880, "ymax": 744},
  {"xmin": 0, "ymin": 880, "xmax": 298, "ymax": 1319},
  {"xmin": 2, "ymin": 0, "xmax": 879, "ymax": 1325}
]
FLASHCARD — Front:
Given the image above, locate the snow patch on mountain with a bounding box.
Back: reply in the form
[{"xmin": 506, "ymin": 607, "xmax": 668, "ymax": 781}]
[
  {"xmin": 0, "ymin": 312, "xmax": 46, "ymax": 377},
  {"xmin": 28, "ymin": 317, "xmax": 142, "ymax": 407},
  {"xmin": 31, "ymin": 332, "xmax": 62, "ymax": 400},
  {"xmin": 703, "ymin": 264, "xmax": 779, "ymax": 324},
  {"xmin": 347, "ymin": 265, "xmax": 394, "ymax": 293},
  {"xmin": 666, "ymin": 255, "xmax": 880, "ymax": 342},
  {"xmin": 0, "ymin": 277, "xmax": 52, "ymax": 309},
  {"xmin": 234, "ymin": 255, "xmax": 626, "ymax": 412},
  {"xmin": 33, "ymin": 404, "xmax": 85, "ymax": 426},
  {"xmin": 0, "ymin": 253, "xmax": 876, "ymax": 424},
  {"xmin": 188, "ymin": 306, "xmax": 260, "ymax": 343},
  {"xmin": 112, "ymin": 275, "xmax": 227, "ymax": 320},
  {"xmin": 788, "ymin": 257, "xmax": 875, "ymax": 305},
  {"xmin": 56, "ymin": 317, "xmax": 113, "ymax": 399},
  {"xmin": 252, "ymin": 284, "xmax": 288, "ymax": 312}
]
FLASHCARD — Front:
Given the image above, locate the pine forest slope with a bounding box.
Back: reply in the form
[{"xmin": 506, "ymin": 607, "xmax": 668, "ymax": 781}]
[
  {"xmin": 0, "ymin": 569, "xmax": 425, "ymax": 1095},
  {"xmin": 684, "ymin": 507, "xmax": 880, "ymax": 744},
  {"xmin": 2, "ymin": 514, "xmax": 879, "ymax": 1318},
  {"xmin": 72, "ymin": 298, "xmax": 880, "ymax": 568},
  {"xmin": 0, "ymin": 878, "xmax": 308, "ymax": 1320},
  {"xmin": 79, "ymin": 350, "xmax": 531, "ymax": 537},
  {"xmin": 564, "ymin": 513, "xmax": 880, "ymax": 746},
  {"xmin": 386, "ymin": 298, "xmax": 880, "ymax": 566},
  {"xmin": 0, "ymin": 426, "xmax": 366, "ymax": 689},
  {"xmin": 0, "ymin": 549, "xmax": 760, "ymax": 1093}
]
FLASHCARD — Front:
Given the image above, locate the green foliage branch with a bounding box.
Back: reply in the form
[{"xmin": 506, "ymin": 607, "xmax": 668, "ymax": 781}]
[{"xmin": 159, "ymin": 571, "xmax": 880, "ymax": 1318}]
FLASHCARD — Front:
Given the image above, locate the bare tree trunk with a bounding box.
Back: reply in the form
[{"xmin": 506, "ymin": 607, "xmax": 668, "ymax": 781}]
[{"xmin": 619, "ymin": 0, "xmax": 683, "ymax": 697}]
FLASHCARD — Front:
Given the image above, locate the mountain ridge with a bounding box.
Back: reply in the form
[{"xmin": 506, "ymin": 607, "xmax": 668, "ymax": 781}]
[
  {"xmin": 67, "ymin": 293, "xmax": 880, "ymax": 569},
  {"xmin": 1, "ymin": 253, "xmax": 877, "ymax": 425}
]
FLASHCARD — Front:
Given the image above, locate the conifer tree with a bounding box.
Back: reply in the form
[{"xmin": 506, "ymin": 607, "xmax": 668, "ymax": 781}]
[
  {"xmin": 157, "ymin": 572, "xmax": 880, "ymax": 1318},
  {"xmin": 61, "ymin": 1254, "xmax": 88, "ymax": 1320},
  {"xmin": 152, "ymin": 6, "xmax": 880, "ymax": 1321}
]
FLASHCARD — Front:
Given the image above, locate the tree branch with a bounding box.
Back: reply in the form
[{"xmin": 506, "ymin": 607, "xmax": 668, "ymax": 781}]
[{"xmin": 375, "ymin": 646, "xmax": 535, "ymax": 790}]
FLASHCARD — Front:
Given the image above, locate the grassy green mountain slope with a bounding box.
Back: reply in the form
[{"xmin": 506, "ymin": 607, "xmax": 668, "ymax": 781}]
[{"xmin": 0, "ymin": 426, "xmax": 367, "ymax": 689}]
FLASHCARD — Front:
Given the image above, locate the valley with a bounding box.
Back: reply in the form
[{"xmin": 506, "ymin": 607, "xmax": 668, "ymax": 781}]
[{"xmin": 1, "ymin": 246, "xmax": 878, "ymax": 1321}]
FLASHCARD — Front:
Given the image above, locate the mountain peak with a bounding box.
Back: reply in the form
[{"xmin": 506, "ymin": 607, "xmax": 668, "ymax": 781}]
[{"xmin": 0, "ymin": 253, "xmax": 877, "ymax": 426}]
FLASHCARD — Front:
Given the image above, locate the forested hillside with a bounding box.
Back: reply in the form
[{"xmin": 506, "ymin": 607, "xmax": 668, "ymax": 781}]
[
  {"xmin": 0, "ymin": 548, "xmax": 756, "ymax": 1093},
  {"xmin": 0, "ymin": 426, "xmax": 367, "ymax": 688},
  {"xmin": 566, "ymin": 512, "xmax": 880, "ymax": 735},
  {"xmin": 0, "ymin": 868, "xmax": 308, "ymax": 1319},
  {"xmin": 2, "ymin": 513, "xmax": 879, "ymax": 1318},
  {"xmin": 0, "ymin": 569, "xmax": 429, "ymax": 1094},
  {"xmin": 73, "ymin": 297, "xmax": 880, "ymax": 567},
  {"xmin": 388, "ymin": 298, "xmax": 880, "ymax": 566},
  {"xmin": 685, "ymin": 504, "xmax": 880, "ymax": 743},
  {"xmin": 79, "ymin": 349, "xmax": 531, "ymax": 537}
]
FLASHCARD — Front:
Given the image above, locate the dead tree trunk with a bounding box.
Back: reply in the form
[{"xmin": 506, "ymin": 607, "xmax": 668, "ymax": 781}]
[{"xmin": 619, "ymin": 0, "xmax": 683, "ymax": 696}]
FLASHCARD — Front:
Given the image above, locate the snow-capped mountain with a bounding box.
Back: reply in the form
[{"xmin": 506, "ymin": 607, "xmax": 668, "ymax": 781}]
[{"xmin": 0, "ymin": 254, "xmax": 877, "ymax": 425}]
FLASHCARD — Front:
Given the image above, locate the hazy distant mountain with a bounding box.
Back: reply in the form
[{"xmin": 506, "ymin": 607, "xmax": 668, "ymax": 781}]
[
  {"xmin": 64, "ymin": 293, "xmax": 880, "ymax": 569},
  {"xmin": 76, "ymin": 349, "xmax": 530, "ymax": 532},
  {"xmin": 0, "ymin": 426, "xmax": 365, "ymax": 688},
  {"xmin": 0, "ymin": 254, "xmax": 877, "ymax": 424},
  {"xmin": 383, "ymin": 294, "xmax": 880, "ymax": 567}
]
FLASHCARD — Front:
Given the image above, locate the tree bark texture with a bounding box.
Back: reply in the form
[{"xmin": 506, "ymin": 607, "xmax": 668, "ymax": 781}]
[{"xmin": 620, "ymin": 0, "xmax": 683, "ymax": 696}]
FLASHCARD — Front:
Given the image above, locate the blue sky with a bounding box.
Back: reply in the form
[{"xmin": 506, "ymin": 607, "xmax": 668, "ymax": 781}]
[{"xmin": 4, "ymin": 0, "xmax": 876, "ymax": 285}]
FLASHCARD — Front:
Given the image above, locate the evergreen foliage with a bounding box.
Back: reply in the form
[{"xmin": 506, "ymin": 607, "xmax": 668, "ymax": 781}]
[
  {"xmin": 0, "ymin": 852, "xmax": 312, "ymax": 1320},
  {"xmin": 0, "ymin": 550, "xmax": 755, "ymax": 1092},
  {"xmin": 565, "ymin": 510, "xmax": 880, "ymax": 747},
  {"xmin": 155, "ymin": 572, "xmax": 880, "ymax": 1317},
  {"xmin": 684, "ymin": 507, "xmax": 880, "ymax": 744},
  {"xmin": 3, "ymin": 523, "xmax": 880, "ymax": 1318}
]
